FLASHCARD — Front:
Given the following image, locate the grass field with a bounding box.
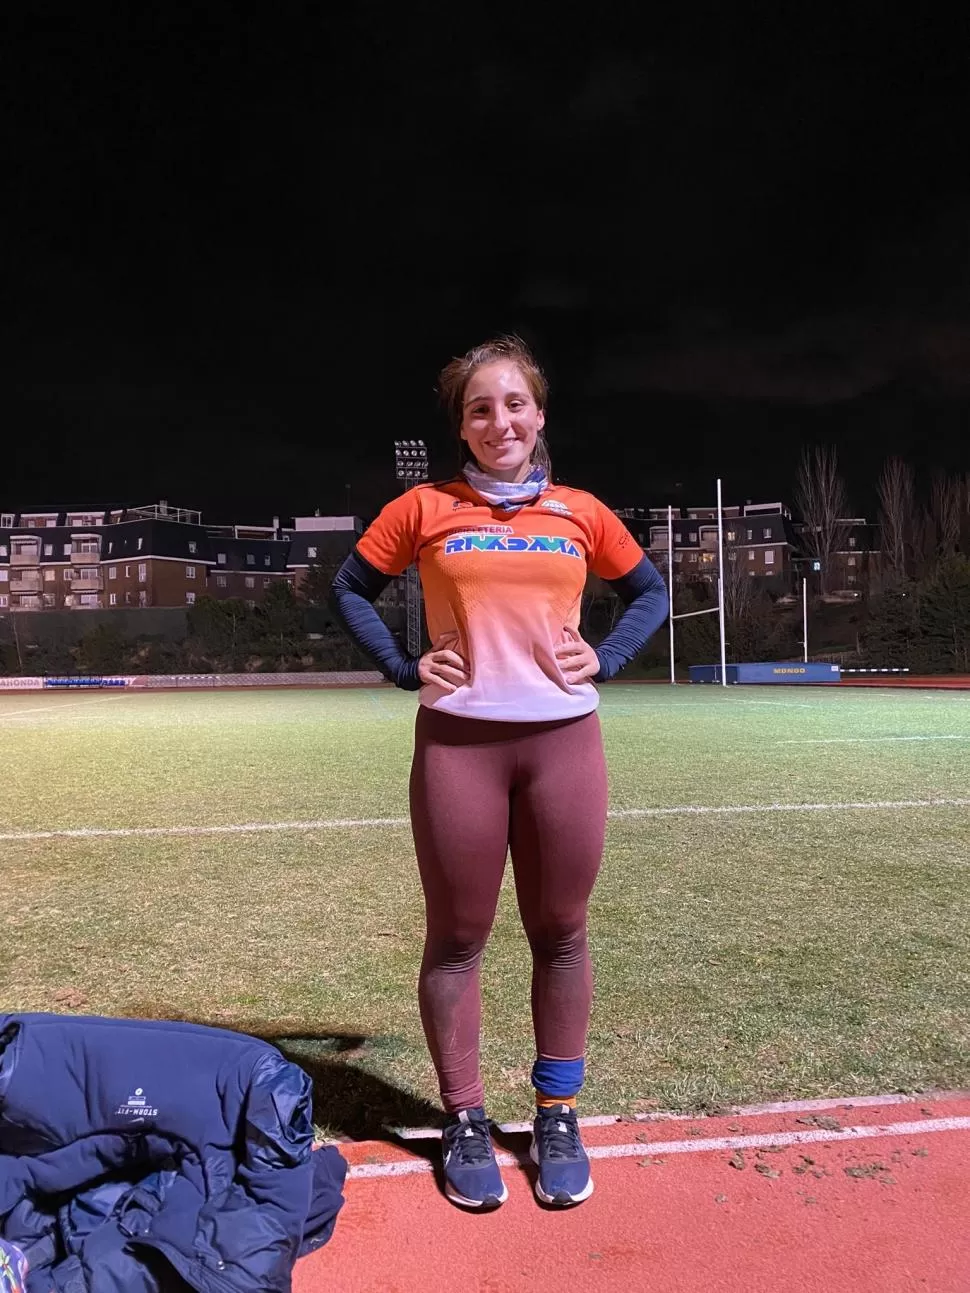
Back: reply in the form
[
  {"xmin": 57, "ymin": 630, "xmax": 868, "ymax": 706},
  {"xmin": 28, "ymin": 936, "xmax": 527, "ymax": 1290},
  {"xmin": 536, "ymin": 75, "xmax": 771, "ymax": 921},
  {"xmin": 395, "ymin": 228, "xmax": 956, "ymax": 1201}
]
[{"xmin": 1, "ymin": 684, "xmax": 968, "ymax": 1136}]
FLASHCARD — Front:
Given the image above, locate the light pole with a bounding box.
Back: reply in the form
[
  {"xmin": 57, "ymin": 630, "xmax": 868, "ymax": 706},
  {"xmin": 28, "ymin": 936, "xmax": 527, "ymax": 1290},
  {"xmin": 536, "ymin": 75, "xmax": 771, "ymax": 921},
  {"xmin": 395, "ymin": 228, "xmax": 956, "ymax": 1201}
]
[{"xmin": 393, "ymin": 440, "xmax": 429, "ymax": 658}]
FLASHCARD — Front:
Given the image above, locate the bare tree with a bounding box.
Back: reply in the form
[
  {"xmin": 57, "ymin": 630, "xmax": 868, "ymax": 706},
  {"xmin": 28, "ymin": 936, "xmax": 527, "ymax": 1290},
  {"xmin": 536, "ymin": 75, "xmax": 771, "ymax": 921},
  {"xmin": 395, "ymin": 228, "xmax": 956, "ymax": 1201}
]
[
  {"xmin": 930, "ymin": 471, "xmax": 963, "ymax": 561},
  {"xmin": 722, "ymin": 534, "xmax": 757, "ymax": 626},
  {"xmin": 876, "ymin": 456, "xmax": 915, "ymax": 585},
  {"xmin": 794, "ymin": 445, "xmax": 850, "ymax": 595}
]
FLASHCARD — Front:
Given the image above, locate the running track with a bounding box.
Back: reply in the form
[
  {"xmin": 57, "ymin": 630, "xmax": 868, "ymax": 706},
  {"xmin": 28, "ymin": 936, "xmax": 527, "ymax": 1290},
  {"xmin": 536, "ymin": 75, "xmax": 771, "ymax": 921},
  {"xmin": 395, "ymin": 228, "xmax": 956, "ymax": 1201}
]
[{"xmin": 296, "ymin": 1093, "xmax": 970, "ymax": 1292}]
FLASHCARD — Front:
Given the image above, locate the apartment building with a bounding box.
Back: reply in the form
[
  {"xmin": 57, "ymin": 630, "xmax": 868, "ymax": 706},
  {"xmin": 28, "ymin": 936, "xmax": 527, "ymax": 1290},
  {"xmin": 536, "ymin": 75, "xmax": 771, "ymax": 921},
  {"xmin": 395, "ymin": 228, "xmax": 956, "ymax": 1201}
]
[
  {"xmin": 0, "ymin": 502, "xmax": 360, "ymax": 612},
  {"xmin": 616, "ymin": 501, "xmax": 799, "ymax": 594},
  {"xmin": 794, "ymin": 518, "xmax": 881, "ymax": 597}
]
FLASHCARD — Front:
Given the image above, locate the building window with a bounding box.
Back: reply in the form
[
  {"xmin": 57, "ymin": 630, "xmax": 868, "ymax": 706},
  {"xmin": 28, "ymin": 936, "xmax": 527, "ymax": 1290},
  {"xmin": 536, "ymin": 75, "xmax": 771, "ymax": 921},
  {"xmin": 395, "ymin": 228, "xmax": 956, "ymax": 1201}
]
[
  {"xmin": 125, "ymin": 565, "xmax": 131, "ymax": 578},
  {"xmin": 137, "ymin": 537, "xmax": 144, "ymax": 551},
  {"xmin": 0, "ymin": 514, "xmax": 13, "ymax": 528},
  {"xmin": 43, "ymin": 593, "xmax": 55, "ymax": 608},
  {"xmin": 688, "ymin": 552, "xmax": 698, "ymax": 563},
  {"xmin": 848, "ymin": 555, "xmax": 857, "ymax": 566},
  {"xmin": 748, "ymin": 550, "xmax": 756, "ymax": 561},
  {"xmin": 748, "ymin": 570, "xmax": 756, "ymax": 577},
  {"xmin": 0, "ymin": 571, "xmax": 7, "ymax": 582},
  {"xmin": 847, "ymin": 574, "xmax": 857, "ymax": 584},
  {"xmin": 246, "ymin": 599, "xmax": 256, "ymax": 609},
  {"xmin": 765, "ymin": 550, "xmax": 775, "ymax": 565},
  {"xmin": 244, "ymin": 576, "xmax": 255, "ymax": 589},
  {"xmin": 849, "ymin": 536, "xmax": 857, "ymax": 548},
  {"xmin": 188, "ymin": 541, "xmax": 197, "ymax": 554},
  {"xmin": 216, "ymin": 574, "xmax": 227, "ymax": 587},
  {"xmin": 217, "ymin": 552, "xmax": 226, "ymax": 565},
  {"xmin": 263, "ymin": 577, "xmax": 271, "ymax": 587},
  {"xmin": 746, "ymin": 529, "xmax": 753, "ymax": 541},
  {"xmin": 138, "ymin": 563, "xmax": 147, "ymax": 583},
  {"xmin": 63, "ymin": 569, "xmax": 72, "ymax": 582},
  {"xmin": 186, "ymin": 565, "xmax": 196, "ymax": 579},
  {"xmin": 246, "ymin": 554, "xmax": 255, "ymax": 566},
  {"xmin": 689, "ymin": 531, "xmax": 698, "ymax": 542},
  {"xmin": 108, "ymin": 566, "xmax": 117, "ymax": 579},
  {"xmin": 728, "ymin": 550, "xmax": 738, "ymax": 561},
  {"xmin": 138, "ymin": 590, "xmax": 148, "ymax": 606},
  {"xmin": 0, "ymin": 595, "xmax": 7, "ymax": 607},
  {"xmin": 43, "ymin": 543, "xmax": 53, "ymax": 556},
  {"xmin": 673, "ymin": 552, "xmax": 682, "ymax": 563},
  {"xmin": 63, "ymin": 543, "xmax": 72, "ymax": 556},
  {"xmin": 264, "ymin": 555, "xmax": 271, "ymax": 566},
  {"xmin": 0, "ymin": 546, "xmax": 6, "ymax": 557},
  {"xmin": 763, "ymin": 528, "xmax": 772, "ymax": 540},
  {"xmin": 109, "ymin": 592, "xmax": 117, "ymax": 606},
  {"xmin": 44, "ymin": 568, "xmax": 55, "ymax": 582},
  {"xmin": 726, "ymin": 530, "xmax": 736, "ymax": 541},
  {"xmin": 186, "ymin": 591, "xmax": 196, "ymax": 605},
  {"xmin": 107, "ymin": 541, "xmax": 113, "ymax": 553},
  {"xmin": 125, "ymin": 592, "xmax": 132, "ymax": 605},
  {"xmin": 307, "ymin": 546, "xmax": 317, "ymax": 559}
]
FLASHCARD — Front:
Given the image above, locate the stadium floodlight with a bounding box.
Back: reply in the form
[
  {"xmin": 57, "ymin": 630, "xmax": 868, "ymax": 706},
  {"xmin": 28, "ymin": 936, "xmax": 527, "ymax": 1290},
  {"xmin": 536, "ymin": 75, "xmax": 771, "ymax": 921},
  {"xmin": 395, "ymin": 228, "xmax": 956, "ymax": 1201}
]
[
  {"xmin": 392, "ymin": 440, "xmax": 430, "ymax": 658},
  {"xmin": 394, "ymin": 439, "xmax": 429, "ymax": 486}
]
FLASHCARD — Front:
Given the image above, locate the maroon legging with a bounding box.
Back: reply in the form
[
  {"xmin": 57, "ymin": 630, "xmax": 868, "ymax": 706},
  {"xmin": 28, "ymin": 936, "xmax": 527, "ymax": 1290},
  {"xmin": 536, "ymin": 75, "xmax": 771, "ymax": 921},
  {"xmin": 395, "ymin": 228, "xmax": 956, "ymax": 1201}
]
[{"xmin": 409, "ymin": 706, "xmax": 609, "ymax": 1112}]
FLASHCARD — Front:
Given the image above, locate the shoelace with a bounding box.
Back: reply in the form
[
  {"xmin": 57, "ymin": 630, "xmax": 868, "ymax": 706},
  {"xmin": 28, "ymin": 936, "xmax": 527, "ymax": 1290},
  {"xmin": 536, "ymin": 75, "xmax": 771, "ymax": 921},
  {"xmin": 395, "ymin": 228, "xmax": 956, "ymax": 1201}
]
[
  {"xmin": 444, "ymin": 1117, "xmax": 494, "ymax": 1166},
  {"xmin": 537, "ymin": 1109, "xmax": 583, "ymax": 1160}
]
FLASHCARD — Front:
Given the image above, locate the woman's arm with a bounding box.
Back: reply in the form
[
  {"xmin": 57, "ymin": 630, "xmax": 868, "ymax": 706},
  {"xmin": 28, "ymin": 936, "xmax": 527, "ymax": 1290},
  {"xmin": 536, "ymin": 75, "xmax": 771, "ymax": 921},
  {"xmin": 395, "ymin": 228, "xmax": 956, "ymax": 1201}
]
[
  {"xmin": 593, "ymin": 554, "xmax": 670, "ymax": 681},
  {"xmin": 329, "ymin": 551, "xmax": 421, "ymax": 690}
]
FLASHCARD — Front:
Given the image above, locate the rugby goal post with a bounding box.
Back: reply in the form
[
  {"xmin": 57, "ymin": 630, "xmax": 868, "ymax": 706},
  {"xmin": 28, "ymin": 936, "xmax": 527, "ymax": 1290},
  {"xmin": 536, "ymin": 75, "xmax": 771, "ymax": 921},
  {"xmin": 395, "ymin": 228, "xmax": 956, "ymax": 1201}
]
[{"xmin": 667, "ymin": 478, "xmax": 728, "ymax": 686}]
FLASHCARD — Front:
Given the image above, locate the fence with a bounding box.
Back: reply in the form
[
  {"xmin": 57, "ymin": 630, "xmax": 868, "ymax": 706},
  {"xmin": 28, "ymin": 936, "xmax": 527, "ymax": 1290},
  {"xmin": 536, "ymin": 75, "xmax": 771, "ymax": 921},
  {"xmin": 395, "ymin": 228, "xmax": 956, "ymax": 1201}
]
[{"xmin": 0, "ymin": 672, "xmax": 384, "ymax": 691}]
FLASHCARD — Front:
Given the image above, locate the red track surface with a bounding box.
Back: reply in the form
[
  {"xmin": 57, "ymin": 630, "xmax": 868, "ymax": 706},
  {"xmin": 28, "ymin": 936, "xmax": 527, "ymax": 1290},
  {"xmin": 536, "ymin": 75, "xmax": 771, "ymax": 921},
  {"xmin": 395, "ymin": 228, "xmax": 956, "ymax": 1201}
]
[{"xmin": 296, "ymin": 1094, "xmax": 970, "ymax": 1292}]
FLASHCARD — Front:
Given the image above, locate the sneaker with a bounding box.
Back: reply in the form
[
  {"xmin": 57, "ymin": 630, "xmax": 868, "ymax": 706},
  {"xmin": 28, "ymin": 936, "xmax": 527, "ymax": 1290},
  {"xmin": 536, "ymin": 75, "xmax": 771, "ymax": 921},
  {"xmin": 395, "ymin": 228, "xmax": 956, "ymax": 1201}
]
[
  {"xmin": 441, "ymin": 1108, "xmax": 508, "ymax": 1209},
  {"xmin": 530, "ymin": 1104, "xmax": 594, "ymax": 1206}
]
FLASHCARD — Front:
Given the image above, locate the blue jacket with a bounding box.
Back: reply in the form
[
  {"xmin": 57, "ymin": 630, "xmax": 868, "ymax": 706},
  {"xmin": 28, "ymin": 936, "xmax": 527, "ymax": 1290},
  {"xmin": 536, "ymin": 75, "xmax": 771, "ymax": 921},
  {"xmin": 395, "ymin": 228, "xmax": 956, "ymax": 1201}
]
[{"xmin": 0, "ymin": 1014, "xmax": 346, "ymax": 1292}]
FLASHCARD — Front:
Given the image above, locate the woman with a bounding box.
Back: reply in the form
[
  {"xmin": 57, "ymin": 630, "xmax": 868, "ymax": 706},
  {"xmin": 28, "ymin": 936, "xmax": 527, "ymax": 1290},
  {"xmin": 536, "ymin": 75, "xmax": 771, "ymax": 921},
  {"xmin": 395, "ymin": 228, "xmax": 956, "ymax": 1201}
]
[{"xmin": 331, "ymin": 336, "xmax": 668, "ymax": 1210}]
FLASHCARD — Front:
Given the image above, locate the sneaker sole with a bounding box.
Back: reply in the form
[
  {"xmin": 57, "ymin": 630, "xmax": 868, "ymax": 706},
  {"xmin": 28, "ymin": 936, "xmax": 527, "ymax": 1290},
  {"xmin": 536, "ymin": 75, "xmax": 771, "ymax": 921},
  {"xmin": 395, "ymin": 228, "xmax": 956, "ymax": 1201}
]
[
  {"xmin": 444, "ymin": 1180, "xmax": 509, "ymax": 1210},
  {"xmin": 529, "ymin": 1141, "xmax": 595, "ymax": 1206}
]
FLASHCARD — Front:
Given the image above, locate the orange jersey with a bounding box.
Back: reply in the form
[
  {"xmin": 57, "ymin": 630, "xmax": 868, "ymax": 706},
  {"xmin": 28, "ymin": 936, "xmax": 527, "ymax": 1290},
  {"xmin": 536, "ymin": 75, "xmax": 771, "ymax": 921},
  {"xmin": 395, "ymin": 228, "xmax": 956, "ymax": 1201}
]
[{"xmin": 356, "ymin": 477, "xmax": 643, "ymax": 721}]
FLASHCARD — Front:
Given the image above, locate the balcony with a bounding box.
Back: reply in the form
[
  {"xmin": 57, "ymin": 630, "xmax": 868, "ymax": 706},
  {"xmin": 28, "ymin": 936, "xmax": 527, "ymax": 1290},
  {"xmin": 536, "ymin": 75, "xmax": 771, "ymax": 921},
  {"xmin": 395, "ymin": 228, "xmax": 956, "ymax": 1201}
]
[
  {"xmin": 64, "ymin": 594, "xmax": 103, "ymax": 609},
  {"xmin": 10, "ymin": 546, "xmax": 40, "ymax": 566},
  {"xmin": 10, "ymin": 573, "xmax": 43, "ymax": 593},
  {"xmin": 70, "ymin": 546, "xmax": 101, "ymax": 564},
  {"xmin": 69, "ymin": 570, "xmax": 103, "ymax": 590}
]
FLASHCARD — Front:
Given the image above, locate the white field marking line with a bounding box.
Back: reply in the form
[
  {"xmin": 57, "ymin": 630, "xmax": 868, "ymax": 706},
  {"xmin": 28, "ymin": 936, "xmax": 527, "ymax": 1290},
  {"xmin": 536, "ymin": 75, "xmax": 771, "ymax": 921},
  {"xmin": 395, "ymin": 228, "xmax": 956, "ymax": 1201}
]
[
  {"xmin": 778, "ymin": 736, "xmax": 969, "ymax": 745},
  {"xmin": 4, "ymin": 797, "xmax": 970, "ymax": 843},
  {"xmin": 388, "ymin": 1091, "xmax": 965, "ymax": 1141},
  {"xmin": 345, "ymin": 1116, "xmax": 970, "ymax": 1180},
  {"xmin": 0, "ymin": 695, "xmax": 131, "ymax": 721},
  {"xmin": 607, "ymin": 798, "xmax": 970, "ymax": 820}
]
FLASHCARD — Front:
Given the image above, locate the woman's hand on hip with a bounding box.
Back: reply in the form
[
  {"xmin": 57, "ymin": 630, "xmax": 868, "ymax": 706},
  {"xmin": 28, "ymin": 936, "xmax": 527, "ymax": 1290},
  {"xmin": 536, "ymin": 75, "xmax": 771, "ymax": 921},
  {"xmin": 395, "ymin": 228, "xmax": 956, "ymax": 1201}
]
[
  {"xmin": 555, "ymin": 625, "xmax": 601, "ymax": 683},
  {"xmin": 418, "ymin": 633, "xmax": 470, "ymax": 693}
]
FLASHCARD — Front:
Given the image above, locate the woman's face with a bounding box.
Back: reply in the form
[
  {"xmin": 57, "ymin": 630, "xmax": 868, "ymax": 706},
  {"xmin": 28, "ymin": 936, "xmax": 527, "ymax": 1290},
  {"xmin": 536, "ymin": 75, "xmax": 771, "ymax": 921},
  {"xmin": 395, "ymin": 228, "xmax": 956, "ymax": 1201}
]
[{"xmin": 460, "ymin": 362, "xmax": 545, "ymax": 482}]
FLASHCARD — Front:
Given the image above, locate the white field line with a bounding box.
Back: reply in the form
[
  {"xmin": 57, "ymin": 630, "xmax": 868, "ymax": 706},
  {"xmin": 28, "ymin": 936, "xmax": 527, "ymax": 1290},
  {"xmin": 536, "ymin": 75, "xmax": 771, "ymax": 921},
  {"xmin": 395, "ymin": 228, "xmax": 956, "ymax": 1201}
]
[
  {"xmin": 778, "ymin": 736, "xmax": 969, "ymax": 745},
  {"xmin": 390, "ymin": 1091, "xmax": 965, "ymax": 1140},
  {"xmin": 0, "ymin": 696, "xmax": 130, "ymax": 721},
  {"xmin": 345, "ymin": 1115, "xmax": 970, "ymax": 1180},
  {"xmin": 3, "ymin": 797, "xmax": 970, "ymax": 843}
]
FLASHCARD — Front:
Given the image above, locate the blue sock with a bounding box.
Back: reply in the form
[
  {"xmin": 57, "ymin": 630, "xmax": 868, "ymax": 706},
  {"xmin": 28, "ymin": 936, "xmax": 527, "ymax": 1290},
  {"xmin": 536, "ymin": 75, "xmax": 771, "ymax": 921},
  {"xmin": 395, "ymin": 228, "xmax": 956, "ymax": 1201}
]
[{"xmin": 531, "ymin": 1056, "xmax": 585, "ymax": 1101}]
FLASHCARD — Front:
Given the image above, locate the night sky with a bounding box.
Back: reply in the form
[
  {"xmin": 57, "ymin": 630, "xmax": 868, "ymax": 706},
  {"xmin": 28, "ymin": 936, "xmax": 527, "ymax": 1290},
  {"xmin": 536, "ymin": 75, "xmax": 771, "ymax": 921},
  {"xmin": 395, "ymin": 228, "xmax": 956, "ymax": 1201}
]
[{"xmin": 5, "ymin": 8, "xmax": 970, "ymax": 524}]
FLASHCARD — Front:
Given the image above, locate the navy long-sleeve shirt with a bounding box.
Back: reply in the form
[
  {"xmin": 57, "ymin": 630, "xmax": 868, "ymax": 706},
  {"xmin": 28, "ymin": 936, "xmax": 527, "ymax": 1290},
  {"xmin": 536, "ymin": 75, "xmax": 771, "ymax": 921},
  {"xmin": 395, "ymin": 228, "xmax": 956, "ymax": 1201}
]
[{"xmin": 330, "ymin": 550, "xmax": 668, "ymax": 690}]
